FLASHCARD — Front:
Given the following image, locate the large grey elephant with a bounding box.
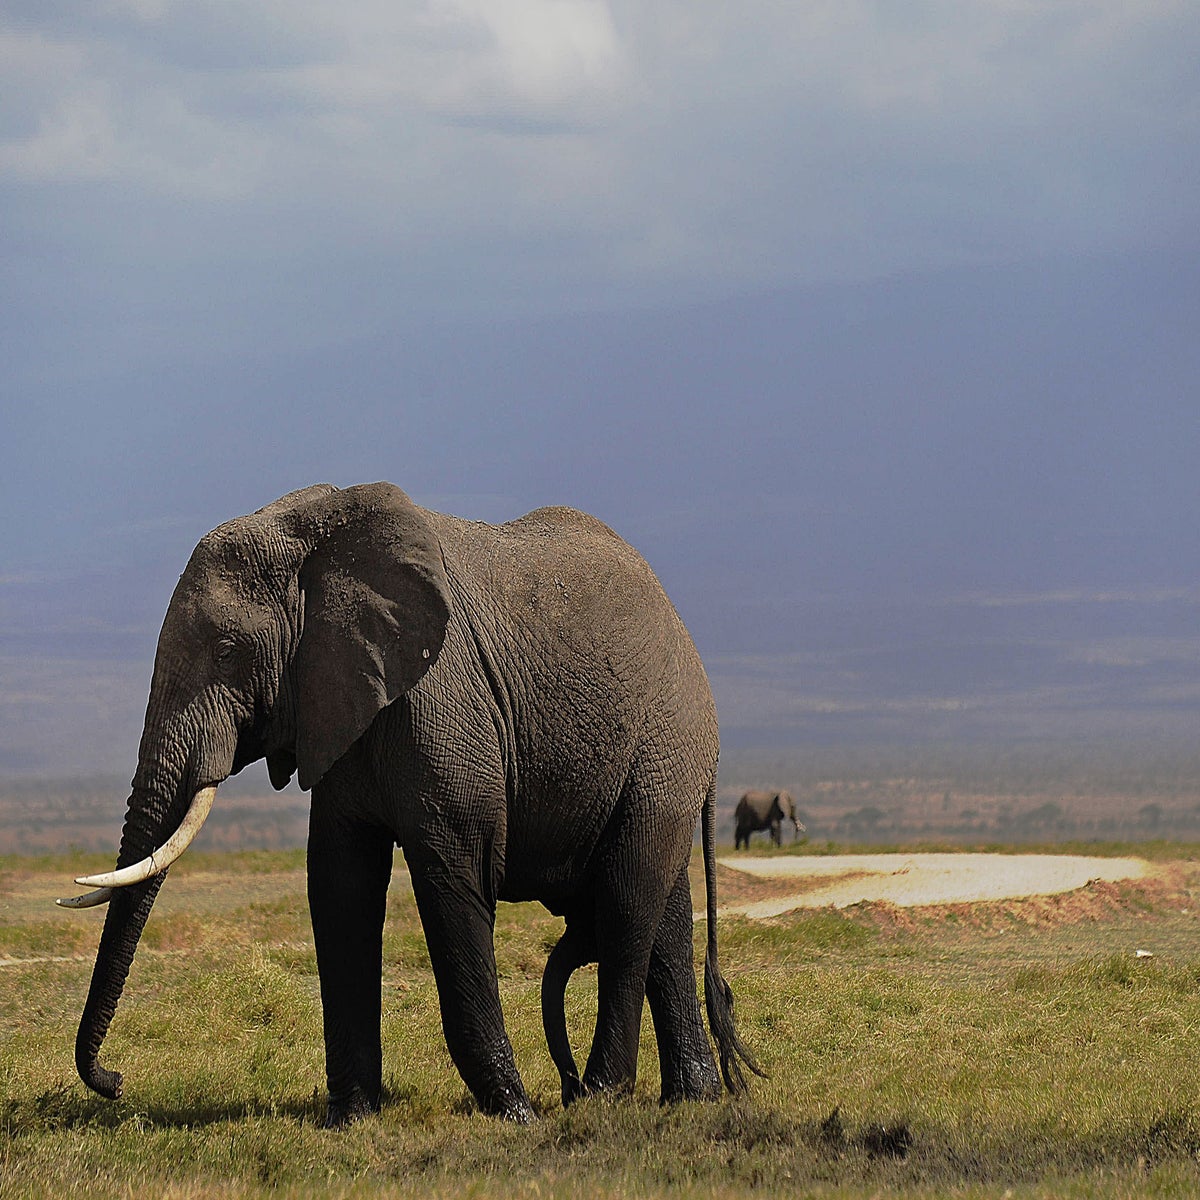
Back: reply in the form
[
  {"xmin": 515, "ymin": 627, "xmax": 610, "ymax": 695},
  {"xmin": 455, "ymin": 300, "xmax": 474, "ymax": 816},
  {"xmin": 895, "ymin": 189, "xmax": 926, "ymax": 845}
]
[
  {"xmin": 59, "ymin": 483, "xmax": 757, "ymax": 1125},
  {"xmin": 734, "ymin": 790, "xmax": 802, "ymax": 849}
]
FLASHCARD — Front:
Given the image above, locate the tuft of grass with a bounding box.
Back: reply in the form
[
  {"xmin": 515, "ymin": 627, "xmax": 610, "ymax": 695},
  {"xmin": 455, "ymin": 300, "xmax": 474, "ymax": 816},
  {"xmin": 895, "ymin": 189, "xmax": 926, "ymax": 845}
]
[
  {"xmin": 0, "ymin": 919, "xmax": 94, "ymax": 958},
  {"xmin": 718, "ymin": 910, "xmax": 875, "ymax": 966}
]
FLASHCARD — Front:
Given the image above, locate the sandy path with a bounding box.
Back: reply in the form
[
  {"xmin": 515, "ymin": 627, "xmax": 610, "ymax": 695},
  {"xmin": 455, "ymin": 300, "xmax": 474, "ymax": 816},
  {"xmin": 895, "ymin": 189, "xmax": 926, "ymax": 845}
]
[{"xmin": 712, "ymin": 853, "xmax": 1152, "ymax": 919}]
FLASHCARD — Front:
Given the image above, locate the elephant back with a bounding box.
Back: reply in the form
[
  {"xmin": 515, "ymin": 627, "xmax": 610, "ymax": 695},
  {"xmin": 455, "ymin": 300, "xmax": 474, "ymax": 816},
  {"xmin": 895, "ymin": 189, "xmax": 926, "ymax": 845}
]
[{"xmin": 421, "ymin": 504, "xmax": 717, "ymax": 755}]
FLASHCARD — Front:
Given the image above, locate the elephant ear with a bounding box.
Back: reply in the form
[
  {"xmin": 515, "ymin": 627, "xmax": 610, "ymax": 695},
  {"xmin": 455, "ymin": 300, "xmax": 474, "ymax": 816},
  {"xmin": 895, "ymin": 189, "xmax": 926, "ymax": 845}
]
[{"xmin": 290, "ymin": 483, "xmax": 452, "ymax": 791}]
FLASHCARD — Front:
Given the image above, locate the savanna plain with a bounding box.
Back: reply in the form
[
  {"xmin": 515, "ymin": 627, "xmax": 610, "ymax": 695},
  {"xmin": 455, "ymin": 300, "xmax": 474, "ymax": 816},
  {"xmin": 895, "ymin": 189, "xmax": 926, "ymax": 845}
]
[{"xmin": 7, "ymin": 829, "xmax": 1200, "ymax": 1200}]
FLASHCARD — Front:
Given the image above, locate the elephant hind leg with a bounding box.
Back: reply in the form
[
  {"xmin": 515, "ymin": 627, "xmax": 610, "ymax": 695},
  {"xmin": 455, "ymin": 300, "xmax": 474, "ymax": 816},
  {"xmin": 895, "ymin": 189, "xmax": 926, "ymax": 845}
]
[
  {"xmin": 547, "ymin": 868, "xmax": 719, "ymax": 1108},
  {"xmin": 581, "ymin": 780, "xmax": 689, "ymax": 1097},
  {"xmin": 541, "ymin": 914, "xmax": 594, "ymax": 1106},
  {"xmin": 582, "ymin": 909, "xmax": 656, "ymax": 1096},
  {"xmin": 646, "ymin": 865, "xmax": 720, "ymax": 1103}
]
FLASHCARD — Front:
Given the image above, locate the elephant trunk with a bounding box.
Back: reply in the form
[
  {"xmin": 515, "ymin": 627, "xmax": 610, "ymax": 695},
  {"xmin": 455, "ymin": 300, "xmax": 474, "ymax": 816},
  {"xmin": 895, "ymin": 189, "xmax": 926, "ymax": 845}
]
[
  {"xmin": 73, "ymin": 779, "xmax": 206, "ymax": 1098},
  {"xmin": 75, "ymin": 873, "xmax": 166, "ymax": 1097}
]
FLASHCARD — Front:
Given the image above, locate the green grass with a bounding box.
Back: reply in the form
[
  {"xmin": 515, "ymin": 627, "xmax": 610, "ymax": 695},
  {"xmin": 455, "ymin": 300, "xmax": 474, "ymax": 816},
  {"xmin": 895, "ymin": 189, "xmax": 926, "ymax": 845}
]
[{"xmin": 4, "ymin": 848, "xmax": 1200, "ymax": 1197}]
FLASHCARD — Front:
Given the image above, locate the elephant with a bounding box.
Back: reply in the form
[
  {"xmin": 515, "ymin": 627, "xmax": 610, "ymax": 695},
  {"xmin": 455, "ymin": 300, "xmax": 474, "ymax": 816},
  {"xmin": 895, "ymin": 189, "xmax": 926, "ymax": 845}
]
[
  {"xmin": 734, "ymin": 790, "xmax": 802, "ymax": 849},
  {"xmin": 59, "ymin": 482, "xmax": 759, "ymax": 1125}
]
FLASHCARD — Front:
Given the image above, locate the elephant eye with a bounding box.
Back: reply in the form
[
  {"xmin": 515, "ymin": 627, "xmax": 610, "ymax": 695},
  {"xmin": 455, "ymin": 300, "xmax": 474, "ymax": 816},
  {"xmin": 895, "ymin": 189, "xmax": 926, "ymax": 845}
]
[{"xmin": 213, "ymin": 636, "xmax": 239, "ymax": 664}]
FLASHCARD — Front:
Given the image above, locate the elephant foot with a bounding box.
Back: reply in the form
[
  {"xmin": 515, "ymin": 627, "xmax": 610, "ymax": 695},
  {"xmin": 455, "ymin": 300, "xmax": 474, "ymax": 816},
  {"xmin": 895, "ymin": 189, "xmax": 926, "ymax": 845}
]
[
  {"xmin": 579, "ymin": 1072, "xmax": 635, "ymax": 1101},
  {"xmin": 489, "ymin": 1089, "xmax": 536, "ymax": 1124},
  {"xmin": 501, "ymin": 1099, "xmax": 536, "ymax": 1125},
  {"xmin": 472, "ymin": 1077, "xmax": 536, "ymax": 1124},
  {"xmin": 324, "ymin": 1086, "xmax": 379, "ymax": 1129},
  {"xmin": 660, "ymin": 1056, "xmax": 722, "ymax": 1105}
]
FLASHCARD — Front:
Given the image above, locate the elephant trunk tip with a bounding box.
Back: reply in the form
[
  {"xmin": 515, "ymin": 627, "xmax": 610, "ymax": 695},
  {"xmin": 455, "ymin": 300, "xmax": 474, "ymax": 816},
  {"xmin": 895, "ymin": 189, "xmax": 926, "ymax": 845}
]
[
  {"xmin": 76, "ymin": 1043, "xmax": 123, "ymax": 1100},
  {"xmin": 79, "ymin": 1059, "xmax": 123, "ymax": 1101}
]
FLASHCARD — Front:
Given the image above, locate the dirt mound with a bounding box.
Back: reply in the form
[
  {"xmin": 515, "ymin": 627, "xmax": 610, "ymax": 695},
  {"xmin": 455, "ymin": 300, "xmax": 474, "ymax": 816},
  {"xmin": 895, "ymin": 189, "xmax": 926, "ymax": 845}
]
[
  {"xmin": 847, "ymin": 869, "xmax": 1191, "ymax": 935},
  {"xmin": 711, "ymin": 861, "xmax": 873, "ymax": 906}
]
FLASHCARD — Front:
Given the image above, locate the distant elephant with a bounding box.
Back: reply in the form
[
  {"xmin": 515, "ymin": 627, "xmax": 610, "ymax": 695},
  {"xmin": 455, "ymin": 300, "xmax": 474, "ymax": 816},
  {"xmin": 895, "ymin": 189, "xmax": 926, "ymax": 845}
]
[
  {"xmin": 59, "ymin": 483, "xmax": 758, "ymax": 1125},
  {"xmin": 734, "ymin": 790, "xmax": 802, "ymax": 849}
]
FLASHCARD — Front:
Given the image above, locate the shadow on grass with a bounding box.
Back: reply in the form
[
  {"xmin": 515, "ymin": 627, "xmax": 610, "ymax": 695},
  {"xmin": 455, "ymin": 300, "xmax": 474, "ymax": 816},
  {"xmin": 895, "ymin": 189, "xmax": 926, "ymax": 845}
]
[
  {"xmin": 9, "ymin": 1087, "xmax": 1200, "ymax": 1191},
  {"xmin": 3, "ymin": 1081, "xmax": 322, "ymax": 1134},
  {"xmin": 540, "ymin": 1098, "xmax": 1200, "ymax": 1190},
  {"xmin": 520, "ymin": 1098, "xmax": 1200, "ymax": 1190}
]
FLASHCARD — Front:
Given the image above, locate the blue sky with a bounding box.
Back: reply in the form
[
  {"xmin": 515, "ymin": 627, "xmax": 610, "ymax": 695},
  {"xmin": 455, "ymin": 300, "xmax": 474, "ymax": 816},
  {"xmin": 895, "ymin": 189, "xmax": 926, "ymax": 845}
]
[{"xmin": 1, "ymin": 1, "xmax": 1197, "ymax": 776}]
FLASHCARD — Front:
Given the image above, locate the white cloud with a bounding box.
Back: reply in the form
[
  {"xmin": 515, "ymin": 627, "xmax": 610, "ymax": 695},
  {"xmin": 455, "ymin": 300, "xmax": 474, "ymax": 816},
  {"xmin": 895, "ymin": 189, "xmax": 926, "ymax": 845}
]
[
  {"xmin": 422, "ymin": 0, "xmax": 626, "ymax": 117},
  {"xmin": 0, "ymin": 0, "xmax": 1196, "ymax": 303},
  {"xmin": 1063, "ymin": 637, "xmax": 1200, "ymax": 669}
]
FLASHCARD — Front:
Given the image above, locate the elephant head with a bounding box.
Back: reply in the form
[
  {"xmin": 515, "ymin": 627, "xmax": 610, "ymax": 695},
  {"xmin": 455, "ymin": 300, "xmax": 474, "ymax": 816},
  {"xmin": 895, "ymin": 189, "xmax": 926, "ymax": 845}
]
[
  {"xmin": 774, "ymin": 791, "xmax": 802, "ymax": 840},
  {"xmin": 59, "ymin": 482, "xmax": 452, "ymax": 1099}
]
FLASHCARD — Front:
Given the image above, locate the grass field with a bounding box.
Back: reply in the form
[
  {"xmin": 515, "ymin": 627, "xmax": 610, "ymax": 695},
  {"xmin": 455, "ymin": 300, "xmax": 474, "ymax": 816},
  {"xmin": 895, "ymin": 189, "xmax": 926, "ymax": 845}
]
[{"xmin": 4, "ymin": 845, "xmax": 1200, "ymax": 1198}]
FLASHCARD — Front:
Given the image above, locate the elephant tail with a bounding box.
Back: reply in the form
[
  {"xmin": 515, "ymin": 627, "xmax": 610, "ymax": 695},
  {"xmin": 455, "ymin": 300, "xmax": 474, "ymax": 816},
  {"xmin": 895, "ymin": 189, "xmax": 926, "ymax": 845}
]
[{"xmin": 701, "ymin": 774, "xmax": 765, "ymax": 1093}]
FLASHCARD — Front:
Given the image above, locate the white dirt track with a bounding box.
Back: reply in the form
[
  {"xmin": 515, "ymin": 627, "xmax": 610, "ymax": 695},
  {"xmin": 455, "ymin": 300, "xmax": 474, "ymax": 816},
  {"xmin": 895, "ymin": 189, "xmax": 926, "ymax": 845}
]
[{"xmin": 713, "ymin": 853, "xmax": 1152, "ymax": 919}]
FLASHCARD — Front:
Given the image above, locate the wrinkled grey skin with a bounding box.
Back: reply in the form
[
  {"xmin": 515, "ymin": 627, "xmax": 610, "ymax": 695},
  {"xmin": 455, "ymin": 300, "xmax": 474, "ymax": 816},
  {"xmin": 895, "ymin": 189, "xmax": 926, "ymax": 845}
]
[
  {"xmin": 73, "ymin": 483, "xmax": 758, "ymax": 1125},
  {"xmin": 734, "ymin": 790, "xmax": 801, "ymax": 849}
]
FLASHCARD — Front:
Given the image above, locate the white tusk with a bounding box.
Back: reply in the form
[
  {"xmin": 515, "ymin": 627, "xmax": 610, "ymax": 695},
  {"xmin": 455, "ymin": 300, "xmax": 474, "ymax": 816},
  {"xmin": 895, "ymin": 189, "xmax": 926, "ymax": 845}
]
[
  {"xmin": 55, "ymin": 887, "xmax": 114, "ymax": 909},
  {"xmin": 72, "ymin": 785, "xmax": 218, "ymax": 890}
]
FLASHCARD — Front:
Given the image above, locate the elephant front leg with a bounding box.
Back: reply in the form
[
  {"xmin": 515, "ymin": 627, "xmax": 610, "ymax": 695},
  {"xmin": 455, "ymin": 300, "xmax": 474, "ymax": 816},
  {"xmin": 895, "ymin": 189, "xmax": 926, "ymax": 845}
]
[
  {"xmin": 408, "ymin": 859, "xmax": 534, "ymax": 1123},
  {"xmin": 308, "ymin": 800, "xmax": 394, "ymax": 1127}
]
